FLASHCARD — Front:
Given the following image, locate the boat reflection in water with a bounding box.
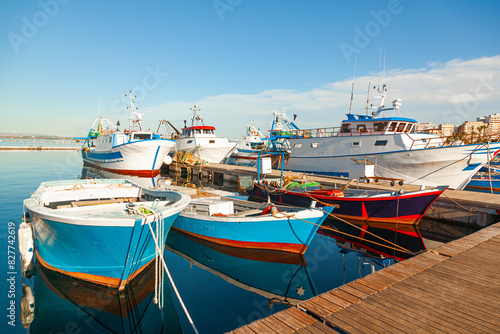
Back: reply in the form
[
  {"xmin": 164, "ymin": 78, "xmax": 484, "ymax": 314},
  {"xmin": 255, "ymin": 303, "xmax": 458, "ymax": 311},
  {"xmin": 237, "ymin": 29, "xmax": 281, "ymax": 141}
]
[
  {"xmin": 166, "ymin": 228, "xmax": 318, "ymax": 306},
  {"xmin": 80, "ymin": 165, "xmax": 165, "ymax": 188},
  {"xmin": 26, "ymin": 259, "xmax": 183, "ymax": 334},
  {"xmin": 319, "ymin": 219, "xmax": 427, "ymax": 262}
]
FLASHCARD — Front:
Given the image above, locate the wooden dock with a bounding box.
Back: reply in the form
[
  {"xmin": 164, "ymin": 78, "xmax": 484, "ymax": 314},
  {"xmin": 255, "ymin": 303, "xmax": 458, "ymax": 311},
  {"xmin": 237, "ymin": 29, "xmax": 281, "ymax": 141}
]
[
  {"xmin": 229, "ymin": 222, "xmax": 500, "ymax": 333},
  {"xmin": 167, "ymin": 162, "xmax": 500, "ymax": 226}
]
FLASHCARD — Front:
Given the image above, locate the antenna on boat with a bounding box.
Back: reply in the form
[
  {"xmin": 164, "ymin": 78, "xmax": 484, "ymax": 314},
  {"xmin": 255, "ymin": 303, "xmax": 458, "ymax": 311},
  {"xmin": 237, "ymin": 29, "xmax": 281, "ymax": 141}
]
[
  {"xmin": 126, "ymin": 90, "xmax": 143, "ymax": 131},
  {"xmin": 365, "ymin": 82, "xmax": 370, "ymax": 115},
  {"xmin": 377, "ymin": 47, "xmax": 382, "ymax": 93},
  {"xmin": 190, "ymin": 104, "xmax": 204, "ymax": 126},
  {"xmin": 348, "ymin": 56, "xmax": 357, "ymax": 114}
]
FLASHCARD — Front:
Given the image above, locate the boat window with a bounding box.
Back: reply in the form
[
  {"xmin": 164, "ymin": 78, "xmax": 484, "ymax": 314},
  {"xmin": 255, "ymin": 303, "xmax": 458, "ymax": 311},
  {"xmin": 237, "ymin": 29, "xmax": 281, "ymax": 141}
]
[
  {"xmin": 204, "ymin": 129, "xmax": 212, "ymax": 134},
  {"xmin": 352, "ymin": 141, "xmax": 360, "ymax": 147},
  {"xmin": 187, "ymin": 140, "xmax": 193, "ymax": 144},
  {"xmin": 405, "ymin": 123, "xmax": 413, "ymax": 132},
  {"xmin": 374, "ymin": 140, "xmax": 388, "ymax": 146},
  {"xmin": 396, "ymin": 123, "xmax": 406, "ymax": 132},
  {"xmin": 388, "ymin": 122, "xmax": 397, "ymax": 132},
  {"xmin": 341, "ymin": 123, "xmax": 351, "ymax": 133},
  {"xmin": 310, "ymin": 143, "xmax": 319, "ymax": 148},
  {"xmin": 195, "ymin": 129, "xmax": 202, "ymax": 134},
  {"xmin": 132, "ymin": 133, "xmax": 152, "ymax": 140},
  {"xmin": 374, "ymin": 122, "xmax": 387, "ymax": 132},
  {"xmin": 209, "ymin": 140, "xmax": 215, "ymax": 144},
  {"xmin": 293, "ymin": 143, "xmax": 302, "ymax": 148},
  {"xmin": 357, "ymin": 124, "xmax": 367, "ymax": 132}
]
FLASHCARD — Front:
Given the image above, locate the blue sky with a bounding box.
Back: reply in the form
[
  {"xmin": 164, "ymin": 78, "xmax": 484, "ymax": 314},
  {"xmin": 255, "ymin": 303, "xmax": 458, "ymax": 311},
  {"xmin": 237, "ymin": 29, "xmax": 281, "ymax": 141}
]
[{"xmin": 1, "ymin": 0, "xmax": 500, "ymax": 139}]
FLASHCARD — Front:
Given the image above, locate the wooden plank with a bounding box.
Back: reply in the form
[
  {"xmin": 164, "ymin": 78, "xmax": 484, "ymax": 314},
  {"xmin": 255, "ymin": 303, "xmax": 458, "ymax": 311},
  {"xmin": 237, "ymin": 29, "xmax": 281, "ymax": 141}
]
[
  {"xmin": 232, "ymin": 326, "xmax": 258, "ymax": 334},
  {"xmin": 379, "ymin": 262, "xmax": 419, "ymax": 279},
  {"xmin": 355, "ymin": 272, "xmax": 395, "ymax": 291},
  {"xmin": 382, "ymin": 285, "xmax": 490, "ymax": 333},
  {"xmin": 327, "ymin": 312, "xmax": 381, "ymax": 334},
  {"xmin": 346, "ymin": 299, "xmax": 418, "ymax": 334},
  {"xmin": 430, "ymin": 262, "xmax": 500, "ymax": 289},
  {"xmin": 299, "ymin": 300, "xmax": 333, "ymax": 319},
  {"xmin": 329, "ymin": 306, "xmax": 404, "ymax": 334},
  {"xmin": 396, "ymin": 279, "xmax": 500, "ymax": 320},
  {"xmin": 296, "ymin": 321, "xmax": 339, "ymax": 334},
  {"xmin": 259, "ymin": 316, "xmax": 295, "ymax": 334},
  {"xmin": 323, "ymin": 291, "xmax": 354, "ymax": 308},
  {"xmin": 337, "ymin": 284, "xmax": 371, "ymax": 300},
  {"xmin": 325, "ymin": 314, "xmax": 370, "ymax": 334},
  {"xmin": 346, "ymin": 280, "xmax": 378, "ymax": 296},
  {"xmin": 369, "ymin": 289, "xmax": 469, "ymax": 334},
  {"xmin": 273, "ymin": 308, "xmax": 315, "ymax": 331},
  {"xmin": 327, "ymin": 288, "xmax": 361, "ymax": 304},
  {"xmin": 286, "ymin": 307, "xmax": 318, "ymax": 325},
  {"xmin": 413, "ymin": 267, "xmax": 500, "ymax": 300},
  {"xmin": 246, "ymin": 320, "xmax": 278, "ymax": 334},
  {"xmin": 391, "ymin": 284, "xmax": 500, "ymax": 331},
  {"xmin": 358, "ymin": 296, "xmax": 425, "ymax": 333}
]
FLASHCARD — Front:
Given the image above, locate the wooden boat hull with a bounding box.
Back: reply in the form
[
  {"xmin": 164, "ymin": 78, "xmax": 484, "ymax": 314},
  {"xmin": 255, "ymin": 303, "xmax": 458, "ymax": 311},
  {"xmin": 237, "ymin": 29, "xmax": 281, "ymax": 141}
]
[
  {"xmin": 248, "ymin": 185, "xmax": 446, "ymax": 225},
  {"xmin": 172, "ymin": 205, "xmax": 333, "ymax": 254},
  {"xmin": 25, "ymin": 179, "xmax": 190, "ymax": 289}
]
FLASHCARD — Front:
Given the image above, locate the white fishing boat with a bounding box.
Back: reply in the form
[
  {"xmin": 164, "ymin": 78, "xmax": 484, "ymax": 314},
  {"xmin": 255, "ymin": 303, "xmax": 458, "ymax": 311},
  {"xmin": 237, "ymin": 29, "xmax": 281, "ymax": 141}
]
[
  {"xmin": 281, "ymin": 84, "xmax": 500, "ymax": 190},
  {"xmin": 231, "ymin": 121, "xmax": 265, "ymax": 161},
  {"xmin": 174, "ymin": 105, "xmax": 237, "ymax": 163},
  {"xmin": 24, "ymin": 179, "xmax": 191, "ymax": 290},
  {"xmin": 80, "ymin": 91, "xmax": 175, "ymax": 177}
]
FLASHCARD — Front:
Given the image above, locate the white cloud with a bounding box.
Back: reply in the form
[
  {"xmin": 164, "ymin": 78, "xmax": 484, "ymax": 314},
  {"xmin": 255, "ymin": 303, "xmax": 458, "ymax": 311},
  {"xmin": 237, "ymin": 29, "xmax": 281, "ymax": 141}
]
[
  {"xmin": 141, "ymin": 55, "xmax": 500, "ymax": 139},
  {"xmin": 4, "ymin": 55, "xmax": 499, "ymax": 138}
]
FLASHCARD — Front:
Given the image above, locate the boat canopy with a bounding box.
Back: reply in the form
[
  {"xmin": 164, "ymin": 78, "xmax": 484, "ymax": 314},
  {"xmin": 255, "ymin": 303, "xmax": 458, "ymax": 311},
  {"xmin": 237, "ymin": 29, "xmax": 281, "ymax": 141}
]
[{"xmin": 181, "ymin": 126, "xmax": 216, "ymax": 137}]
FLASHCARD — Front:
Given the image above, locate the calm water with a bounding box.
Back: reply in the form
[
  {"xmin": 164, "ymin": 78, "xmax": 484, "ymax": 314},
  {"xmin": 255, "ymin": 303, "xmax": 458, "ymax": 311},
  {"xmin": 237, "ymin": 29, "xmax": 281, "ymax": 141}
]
[{"xmin": 0, "ymin": 150, "xmax": 460, "ymax": 333}]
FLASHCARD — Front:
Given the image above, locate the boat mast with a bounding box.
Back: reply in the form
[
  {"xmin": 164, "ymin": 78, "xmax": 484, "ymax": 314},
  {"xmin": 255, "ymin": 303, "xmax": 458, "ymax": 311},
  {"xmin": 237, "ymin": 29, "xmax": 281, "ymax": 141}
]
[
  {"xmin": 190, "ymin": 105, "xmax": 204, "ymax": 127},
  {"xmin": 349, "ymin": 56, "xmax": 357, "ymax": 114},
  {"xmin": 126, "ymin": 90, "xmax": 143, "ymax": 131}
]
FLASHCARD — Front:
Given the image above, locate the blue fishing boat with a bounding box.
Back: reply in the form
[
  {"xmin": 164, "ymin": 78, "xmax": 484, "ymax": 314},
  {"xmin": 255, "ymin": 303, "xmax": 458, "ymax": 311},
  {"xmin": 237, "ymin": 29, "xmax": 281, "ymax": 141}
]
[
  {"xmin": 464, "ymin": 175, "xmax": 500, "ymax": 193},
  {"xmin": 24, "ymin": 179, "xmax": 191, "ymax": 290},
  {"xmin": 165, "ymin": 228, "xmax": 317, "ymax": 305},
  {"xmin": 172, "ymin": 197, "xmax": 333, "ymax": 254}
]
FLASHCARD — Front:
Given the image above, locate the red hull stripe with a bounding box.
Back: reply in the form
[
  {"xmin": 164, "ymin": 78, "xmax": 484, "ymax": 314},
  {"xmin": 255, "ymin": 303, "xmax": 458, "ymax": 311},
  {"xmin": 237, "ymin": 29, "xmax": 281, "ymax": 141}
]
[
  {"xmin": 333, "ymin": 213, "xmax": 424, "ymax": 225},
  {"xmin": 171, "ymin": 227, "xmax": 308, "ymax": 254},
  {"xmin": 36, "ymin": 250, "xmax": 154, "ymax": 291},
  {"xmin": 83, "ymin": 161, "xmax": 160, "ymax": 177}
]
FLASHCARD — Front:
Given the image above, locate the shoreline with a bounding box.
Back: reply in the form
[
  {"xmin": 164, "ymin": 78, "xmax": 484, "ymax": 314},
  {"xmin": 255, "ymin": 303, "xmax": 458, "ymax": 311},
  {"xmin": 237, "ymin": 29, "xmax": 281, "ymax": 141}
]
[{"xmin": 0, "ymin": 146, "xmax": 79, "ymax": 151}]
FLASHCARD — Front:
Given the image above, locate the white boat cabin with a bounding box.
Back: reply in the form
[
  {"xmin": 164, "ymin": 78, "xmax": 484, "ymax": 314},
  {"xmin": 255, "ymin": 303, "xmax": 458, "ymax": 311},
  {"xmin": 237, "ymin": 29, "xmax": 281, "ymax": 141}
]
[
  {"xmin": 181, "ymin": 126, "xmax": 217, "ymax": 139},
  {"xmin": 94, "ymin": 131, "xmax": 160, "ymax": 150},
  {"xmin": 338, "ymin": 115, "xmax": 416, "ymax": 136}
]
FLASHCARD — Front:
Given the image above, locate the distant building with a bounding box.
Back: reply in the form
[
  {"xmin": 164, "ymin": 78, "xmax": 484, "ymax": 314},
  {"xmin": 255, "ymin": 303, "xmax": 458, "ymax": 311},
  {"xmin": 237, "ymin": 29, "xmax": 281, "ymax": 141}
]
[
  {"xmin": 439, "ymin": 123, "xmax": 455, "ymax": 137},
  {"xmin": 478, "ymin": 113, "xmax": 500, "ymax": 139},
  {"xmin": 414, "ymin": 122, "xmax": 437, "ymax": 133},
  {"xmin": 457, "ymin": 121, "xmax": 488, "ymax": 143}
]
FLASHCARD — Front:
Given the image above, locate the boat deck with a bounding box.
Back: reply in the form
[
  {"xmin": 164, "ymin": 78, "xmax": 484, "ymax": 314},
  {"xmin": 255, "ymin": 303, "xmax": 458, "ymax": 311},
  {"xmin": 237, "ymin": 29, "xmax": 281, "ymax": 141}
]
[{"xmin": 229, "ymin": 221, "xmax": 500, "ymax": 333}]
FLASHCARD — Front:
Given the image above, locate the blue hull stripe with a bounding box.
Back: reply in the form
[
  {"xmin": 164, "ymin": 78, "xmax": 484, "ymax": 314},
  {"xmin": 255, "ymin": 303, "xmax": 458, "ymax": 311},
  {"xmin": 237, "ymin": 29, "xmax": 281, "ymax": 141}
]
[{"xmin": 151, "ymin": 146, "xmax": 161, "ymax": 171}]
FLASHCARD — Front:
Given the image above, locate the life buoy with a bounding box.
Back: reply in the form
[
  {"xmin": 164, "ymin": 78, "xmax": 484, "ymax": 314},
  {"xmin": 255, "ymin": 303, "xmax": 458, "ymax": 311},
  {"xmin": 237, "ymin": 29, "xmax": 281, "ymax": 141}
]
[
  {"xmin": 303, "ymin": 131, "xmax": 311, "ymax": 139},
  {"xmin": 262, "ymin": 205, "xmax": 279, "ymax": 215}
]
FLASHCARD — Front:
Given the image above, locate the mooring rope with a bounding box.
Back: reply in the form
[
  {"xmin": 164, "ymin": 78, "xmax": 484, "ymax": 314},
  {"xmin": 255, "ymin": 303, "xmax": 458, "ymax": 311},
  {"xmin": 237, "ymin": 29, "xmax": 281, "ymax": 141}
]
[
  {"xmin": 143, "ymin": 204, "xmax": 200, "ymax": 334},
  {"xmin": 266, "ymin": 204, "xmax": 412, "ymax": 255}
]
